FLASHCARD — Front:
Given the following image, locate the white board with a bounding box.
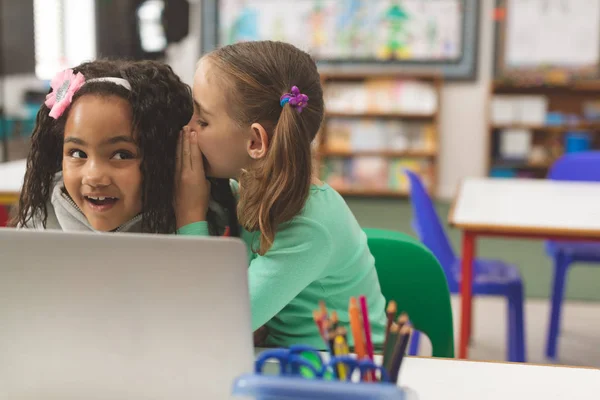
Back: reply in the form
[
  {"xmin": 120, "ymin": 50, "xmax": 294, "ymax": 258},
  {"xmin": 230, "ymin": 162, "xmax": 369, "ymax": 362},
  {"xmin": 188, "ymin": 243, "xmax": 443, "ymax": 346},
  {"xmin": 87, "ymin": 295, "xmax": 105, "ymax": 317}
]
[{"xmin": 506, "ymin": 0, "xmax": 600, "ymax": 68}]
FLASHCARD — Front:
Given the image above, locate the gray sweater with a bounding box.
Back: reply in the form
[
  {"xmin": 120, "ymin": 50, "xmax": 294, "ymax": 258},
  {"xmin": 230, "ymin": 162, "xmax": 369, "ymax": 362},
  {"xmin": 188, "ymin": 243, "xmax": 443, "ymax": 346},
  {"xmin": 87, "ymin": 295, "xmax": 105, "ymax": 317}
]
[{"xmin": 21, "ymin": 173, "xmax": 144, "ymax": 233}]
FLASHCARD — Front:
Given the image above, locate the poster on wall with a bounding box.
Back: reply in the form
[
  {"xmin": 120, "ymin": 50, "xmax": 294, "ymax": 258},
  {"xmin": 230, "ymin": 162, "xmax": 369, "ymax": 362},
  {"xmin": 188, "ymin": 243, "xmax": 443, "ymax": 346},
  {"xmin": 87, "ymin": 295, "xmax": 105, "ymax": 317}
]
[
  {"xmin": 495, "ymin": 0, "xmax": 600, "ymax": 83},
  {"xmin": 202, "ymin": 0, "xmax": 480, "ymax": 80}
]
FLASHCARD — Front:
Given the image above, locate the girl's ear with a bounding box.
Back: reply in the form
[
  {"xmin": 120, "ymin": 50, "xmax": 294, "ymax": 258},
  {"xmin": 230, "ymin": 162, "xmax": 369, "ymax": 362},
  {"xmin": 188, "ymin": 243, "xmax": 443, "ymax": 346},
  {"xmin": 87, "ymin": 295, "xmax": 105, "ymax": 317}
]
[{"xmin": 247, "ymin": 122, "xmax": 269, "ymax": 160}]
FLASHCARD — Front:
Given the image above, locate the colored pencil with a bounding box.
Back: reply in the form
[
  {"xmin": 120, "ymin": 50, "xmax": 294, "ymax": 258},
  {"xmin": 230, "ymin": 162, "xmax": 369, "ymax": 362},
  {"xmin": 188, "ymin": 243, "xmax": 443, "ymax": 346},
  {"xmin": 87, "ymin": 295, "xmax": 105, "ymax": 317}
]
[
  {"xmin": 389, "ymin": 326, "xmax": 412, "ymax": 384},
  {"xmin": 319, "ymin": 300, "xmax": 328, "ymax": 321},
  {"xmin": 383, "ymin": 301, "xmax": 397, "ymax": 355},
  {"xmin": 382, "ymin": 322, "xmax": 399, "ymax": 371},
  {"xmin": 313, "ymin": 310, "xmax": 326, "ymax": 343},
  {"xmin": 333, "ymin": 335, "xmax": 349, "ymax": 380},
  {"xmin": 348, "ymin": 297, "xmax": 367, "ymax": 361},
  {"xmin": 331, "ymin": 310, "xmax": 339, "ymax": 331},
  {"xmin": 397, "ymin": 312, "xmax": 409, "ymax": 331},
  {"xmin": 359, "ymin": 295, "xmax": 376, "ymax": 381},
  {"xmin": 326, "ymin": 320, "xmax": 336, "ymax": 353}
]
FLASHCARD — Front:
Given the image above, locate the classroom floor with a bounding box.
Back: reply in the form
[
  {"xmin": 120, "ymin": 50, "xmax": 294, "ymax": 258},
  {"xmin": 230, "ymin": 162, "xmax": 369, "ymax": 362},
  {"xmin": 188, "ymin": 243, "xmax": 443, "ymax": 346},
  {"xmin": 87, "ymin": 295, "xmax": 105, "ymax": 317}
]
[
  {"xmin": 346, "ymin": 198, "xmax": 600, "ymax": 302},
  {"xmin": 415, "ymin": 296, "xmax": 600, "ymax": 368}
]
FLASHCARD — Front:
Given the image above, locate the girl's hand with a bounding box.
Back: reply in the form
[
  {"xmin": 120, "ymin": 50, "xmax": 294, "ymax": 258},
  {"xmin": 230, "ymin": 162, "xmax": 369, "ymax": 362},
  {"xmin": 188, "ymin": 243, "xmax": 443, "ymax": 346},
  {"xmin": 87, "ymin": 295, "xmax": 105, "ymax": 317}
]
[
  {"xmin": 253, "ymin": 325, "xmax": 269, "ymax": 347},
  {"xmin": 175, "ymin": 126, "xmax": 210, "ymax": 229}
]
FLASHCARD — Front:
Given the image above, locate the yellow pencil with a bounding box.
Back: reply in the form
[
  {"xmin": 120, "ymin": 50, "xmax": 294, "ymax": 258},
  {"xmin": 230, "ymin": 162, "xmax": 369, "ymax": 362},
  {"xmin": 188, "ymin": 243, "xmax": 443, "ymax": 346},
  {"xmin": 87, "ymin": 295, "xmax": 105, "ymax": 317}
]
[{"xmin": 333, "ymin": 335, "xmax": 349, "ymax": 380}]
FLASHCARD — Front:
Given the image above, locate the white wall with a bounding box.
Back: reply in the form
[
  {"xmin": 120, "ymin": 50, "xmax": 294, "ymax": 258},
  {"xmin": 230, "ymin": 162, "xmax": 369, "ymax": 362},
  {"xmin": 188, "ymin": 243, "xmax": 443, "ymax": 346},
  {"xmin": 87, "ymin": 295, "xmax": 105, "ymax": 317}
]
[{"xmin": 437, "ymin": 0, "xmax": 493, "ymax": 199}]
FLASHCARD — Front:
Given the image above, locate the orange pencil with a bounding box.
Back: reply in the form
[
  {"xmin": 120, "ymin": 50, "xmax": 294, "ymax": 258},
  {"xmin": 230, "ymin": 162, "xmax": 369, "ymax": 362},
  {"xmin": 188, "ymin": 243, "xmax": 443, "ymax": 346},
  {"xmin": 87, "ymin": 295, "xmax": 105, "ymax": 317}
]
[
  {"xmin": 349, "ymin": 297, "xmax": 367, "ymax": 360},
  {"xmin": 313, "ymin": 310, "xmax": 326, "ymax": 342}
]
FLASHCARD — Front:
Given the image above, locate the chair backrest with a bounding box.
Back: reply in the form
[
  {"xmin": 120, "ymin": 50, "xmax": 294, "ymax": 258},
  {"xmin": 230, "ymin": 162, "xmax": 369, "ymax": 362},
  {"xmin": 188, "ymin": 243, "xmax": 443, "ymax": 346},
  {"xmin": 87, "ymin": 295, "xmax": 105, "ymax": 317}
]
[
  {"xmin": 364, "ymin": 228, "xmax": 454, "ymax": 358},
  {"xmin": 548, "ymin": 151, "xmax": 600, "ymax": 182},
  {"xmin": 404, "ymin": 170, "xmax": 457, "ymax": 282}
]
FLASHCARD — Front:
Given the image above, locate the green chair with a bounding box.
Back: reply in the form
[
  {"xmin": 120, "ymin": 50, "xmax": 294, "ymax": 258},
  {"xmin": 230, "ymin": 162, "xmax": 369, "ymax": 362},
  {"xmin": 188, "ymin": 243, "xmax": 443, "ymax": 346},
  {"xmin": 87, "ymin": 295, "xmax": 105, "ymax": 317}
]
[{"xmin": 364, "ymin": 228, "xmax": 454, "ymax": 358}]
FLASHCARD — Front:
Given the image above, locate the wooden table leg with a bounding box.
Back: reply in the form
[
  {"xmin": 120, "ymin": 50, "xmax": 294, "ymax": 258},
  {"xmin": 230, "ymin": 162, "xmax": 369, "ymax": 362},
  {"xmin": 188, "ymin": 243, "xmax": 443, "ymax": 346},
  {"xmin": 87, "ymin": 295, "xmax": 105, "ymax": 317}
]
[{"xmin": 459, "ymin": 231, "xmax": 476, "ymax": 359}]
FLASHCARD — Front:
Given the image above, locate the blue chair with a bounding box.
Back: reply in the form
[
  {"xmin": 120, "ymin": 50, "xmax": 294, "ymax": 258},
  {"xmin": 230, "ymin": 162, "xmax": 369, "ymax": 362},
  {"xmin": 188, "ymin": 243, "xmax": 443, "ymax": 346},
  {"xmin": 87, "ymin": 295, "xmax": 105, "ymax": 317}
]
[
  {"xmin": 404, "ymin": 170, "xmax": 526, "ymax": 362},
  {"xmin": 545, "ymin": 152, "xmax": 600, "ymax": 360}
]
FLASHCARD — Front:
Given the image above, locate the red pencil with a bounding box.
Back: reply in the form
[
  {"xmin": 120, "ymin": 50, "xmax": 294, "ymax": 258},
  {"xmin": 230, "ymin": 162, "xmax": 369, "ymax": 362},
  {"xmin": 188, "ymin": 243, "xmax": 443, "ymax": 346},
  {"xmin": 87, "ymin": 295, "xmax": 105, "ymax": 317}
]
[
  {"xmin": 313, "ymin": 310, "xmax": 326, "ymax": 342},
  {"xmin": 319, "ymin": 300, "xmax": 329, "ymax": 323},
  {"xmin": 359, "ymin": 295, "xmax": 376, "ymax": 380}
]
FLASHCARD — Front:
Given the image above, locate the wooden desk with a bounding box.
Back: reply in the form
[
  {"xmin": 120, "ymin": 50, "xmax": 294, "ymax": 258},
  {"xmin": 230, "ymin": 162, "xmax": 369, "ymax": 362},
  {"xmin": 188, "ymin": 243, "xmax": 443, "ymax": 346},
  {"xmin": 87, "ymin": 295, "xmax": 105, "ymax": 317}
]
[
  {"xmin": 450, "ymin": 178, "xmax": 600, "ymax": 359},
  {"xmin": 0, "ymin": 159, "xmax": 26, "ymax": 205}
]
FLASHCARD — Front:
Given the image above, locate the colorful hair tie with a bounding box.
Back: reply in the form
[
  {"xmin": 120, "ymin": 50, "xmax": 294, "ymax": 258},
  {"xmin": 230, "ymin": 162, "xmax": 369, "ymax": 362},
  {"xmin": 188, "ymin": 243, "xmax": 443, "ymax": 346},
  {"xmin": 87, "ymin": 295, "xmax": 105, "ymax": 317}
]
[{"xmin": 280, "ymin": 86, "xmax": 309, "ymax": 113}]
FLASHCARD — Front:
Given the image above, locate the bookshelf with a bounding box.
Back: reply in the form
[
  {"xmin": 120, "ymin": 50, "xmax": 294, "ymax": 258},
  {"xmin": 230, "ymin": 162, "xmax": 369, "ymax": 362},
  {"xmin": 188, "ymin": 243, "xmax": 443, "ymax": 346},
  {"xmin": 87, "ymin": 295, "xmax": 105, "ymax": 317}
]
[
  {"xmin": 487, "ymin": 81, "xmax": 600, "ymax": 179},
  {"xmin": 316, "ymin": 72, "xmax": 442, "ymax": 198}
]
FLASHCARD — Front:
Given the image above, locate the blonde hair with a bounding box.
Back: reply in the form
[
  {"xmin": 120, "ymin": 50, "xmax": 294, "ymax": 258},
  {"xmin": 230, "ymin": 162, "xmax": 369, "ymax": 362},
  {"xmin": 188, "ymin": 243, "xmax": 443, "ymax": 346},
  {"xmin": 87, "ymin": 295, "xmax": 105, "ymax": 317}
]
[{"xmin": 206, "ymin": 41, "xmax": 324, "ymax": 255}]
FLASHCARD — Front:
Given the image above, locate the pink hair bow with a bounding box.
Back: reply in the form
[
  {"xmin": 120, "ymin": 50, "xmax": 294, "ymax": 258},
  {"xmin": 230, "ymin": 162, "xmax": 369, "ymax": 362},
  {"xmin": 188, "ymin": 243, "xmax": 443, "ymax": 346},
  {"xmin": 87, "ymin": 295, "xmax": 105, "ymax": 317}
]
[{"xmin": 45, "ymin": 69, "xmax": 86, "ymax": 119}]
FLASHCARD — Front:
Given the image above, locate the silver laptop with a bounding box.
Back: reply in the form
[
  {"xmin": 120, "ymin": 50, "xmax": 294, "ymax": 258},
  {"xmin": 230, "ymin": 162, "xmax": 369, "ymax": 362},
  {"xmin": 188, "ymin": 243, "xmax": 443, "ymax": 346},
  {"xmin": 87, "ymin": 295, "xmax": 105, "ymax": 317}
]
[{"xmin": 0, "ymin": 229, "xmax": 254, "ymax": 399}]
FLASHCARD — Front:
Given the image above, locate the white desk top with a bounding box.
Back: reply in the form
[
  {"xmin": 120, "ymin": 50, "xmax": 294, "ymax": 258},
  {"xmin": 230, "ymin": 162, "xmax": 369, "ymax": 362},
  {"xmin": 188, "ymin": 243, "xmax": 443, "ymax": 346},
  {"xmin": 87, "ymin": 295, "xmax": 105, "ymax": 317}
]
[
  {"xmin": 400, "ymin": 357, "xmax": 600, "ymax": 400},
  {"xmin": 255, "ymin": 349, "xmax": 600, "ymax": 400},
  {"xmin": 0, "ymin": 159, "xmax": 26, "ymax": 194},
  {"xmin": 450, "ymin": 178, "xmax": 600, "ymax": 238}
]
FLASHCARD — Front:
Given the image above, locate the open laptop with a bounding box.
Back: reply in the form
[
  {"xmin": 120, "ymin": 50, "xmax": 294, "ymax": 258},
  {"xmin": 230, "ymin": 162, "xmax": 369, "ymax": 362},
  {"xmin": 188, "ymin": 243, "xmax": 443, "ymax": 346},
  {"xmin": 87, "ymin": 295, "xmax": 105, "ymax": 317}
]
[{"xmin": 0, "ymin": 229, "xmax": 254, "ymax": 399}]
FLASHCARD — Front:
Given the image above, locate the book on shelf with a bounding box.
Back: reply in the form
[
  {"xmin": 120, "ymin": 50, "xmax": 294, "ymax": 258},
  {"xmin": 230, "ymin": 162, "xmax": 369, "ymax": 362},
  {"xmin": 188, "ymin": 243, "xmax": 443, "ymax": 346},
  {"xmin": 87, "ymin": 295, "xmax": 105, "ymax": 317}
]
[
  {"xmin": 322, "ymin": 157, "xmax": 433, "ymax": 194},
  {"xmin": 388, "ymin": 159, "xmax": 432, "ymax": 192},
  {"xmin": 491, "ymin": 95, "xmax": 548, "ymax": 126},
  {"xmin": 352, "ymin": 157, "xmax": 389, "ymax": 190},
  {"xmin": 324, "ymin": 118, "xmax": 436, "ymax": 154},
  {"xmin": 324, "ymin": 79, "xmax": 437, "ymax": 115},
  {"xmin": 325, "ymin": 119, "xmax": 352, "ymax": 152},
  {"xmin": 321, "ymin": 157, "xmax": 352, "ymax": 190}
]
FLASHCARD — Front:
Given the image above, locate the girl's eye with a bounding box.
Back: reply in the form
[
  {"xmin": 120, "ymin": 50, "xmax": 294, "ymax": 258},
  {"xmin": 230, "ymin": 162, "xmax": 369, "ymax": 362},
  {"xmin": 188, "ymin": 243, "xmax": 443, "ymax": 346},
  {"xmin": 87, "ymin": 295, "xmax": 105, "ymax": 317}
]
[
  {"xmin": 69, "ymin": 149, "xmax": 87, "ymax": 159},
  {"xmin": 197, "ymin": 120, "xmax": 208, "ymax": 128},
  {"xmin": 112, "ymin": 151, "xmax": 135, "ymax": 160}
]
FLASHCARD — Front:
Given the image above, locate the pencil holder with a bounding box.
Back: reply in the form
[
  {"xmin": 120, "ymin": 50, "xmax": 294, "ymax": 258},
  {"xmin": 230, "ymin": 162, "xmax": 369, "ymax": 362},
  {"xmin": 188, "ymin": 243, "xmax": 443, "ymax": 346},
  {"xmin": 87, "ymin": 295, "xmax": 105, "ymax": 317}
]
[
  {"xmin": 232, "ymin": 346, "xmax": 417, "ymax": 400},
  {"xmin": 231, "ymin": 374, "xmax": 411, "ymax": 400}
]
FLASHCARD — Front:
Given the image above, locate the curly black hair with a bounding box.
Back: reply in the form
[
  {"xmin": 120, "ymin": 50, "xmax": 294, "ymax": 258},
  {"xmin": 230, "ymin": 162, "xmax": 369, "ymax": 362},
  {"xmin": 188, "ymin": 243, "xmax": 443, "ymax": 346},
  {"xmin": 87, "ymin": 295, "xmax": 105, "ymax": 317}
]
[{"xmin": 12, "ymin": 59, "xmax": 238, "ymax": 236}]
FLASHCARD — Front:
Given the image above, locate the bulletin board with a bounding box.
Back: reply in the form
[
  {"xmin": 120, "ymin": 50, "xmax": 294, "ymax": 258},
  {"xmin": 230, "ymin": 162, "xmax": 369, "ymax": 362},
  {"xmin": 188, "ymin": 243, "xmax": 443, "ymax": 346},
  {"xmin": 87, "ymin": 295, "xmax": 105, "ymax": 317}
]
[
  {"xmin": 201, "ymin": 0, "xmax": 480, "ymax": 80},
  {"xmin": 494, "ymin": 0, "xmax": 600, "ymax": 83}
]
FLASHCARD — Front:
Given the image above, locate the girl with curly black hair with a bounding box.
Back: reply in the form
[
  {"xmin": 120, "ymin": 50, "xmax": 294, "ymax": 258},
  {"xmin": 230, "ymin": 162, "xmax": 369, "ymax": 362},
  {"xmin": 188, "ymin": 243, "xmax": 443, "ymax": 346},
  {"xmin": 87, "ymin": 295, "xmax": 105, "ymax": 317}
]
[{"xmin": 12, "ymin": 59, "xmax": 238, "ymax": 236}]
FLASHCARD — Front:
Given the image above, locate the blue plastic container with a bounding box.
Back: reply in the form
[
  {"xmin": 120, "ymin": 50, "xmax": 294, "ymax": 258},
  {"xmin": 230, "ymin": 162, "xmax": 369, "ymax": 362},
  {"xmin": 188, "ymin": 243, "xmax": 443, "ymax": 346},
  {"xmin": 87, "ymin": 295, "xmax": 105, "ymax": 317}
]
[
  {"xmin": 564, "ymin": 132, "xmax": 591, "ymax": 153},
  {"xmin": 232, "ymin": 374, "xmax": 410, "ymax": 400}
]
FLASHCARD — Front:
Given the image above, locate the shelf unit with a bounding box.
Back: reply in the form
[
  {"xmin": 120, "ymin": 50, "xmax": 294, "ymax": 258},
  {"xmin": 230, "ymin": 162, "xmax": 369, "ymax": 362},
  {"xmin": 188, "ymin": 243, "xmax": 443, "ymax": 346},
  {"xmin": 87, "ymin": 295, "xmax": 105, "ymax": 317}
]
[
  {"xmin": 487, "ymin": 81, "xmax": 600, "ymax": 179},
  {"xmin": 316, "ymin": 72, "xmax": 442, "ymax": 197}
]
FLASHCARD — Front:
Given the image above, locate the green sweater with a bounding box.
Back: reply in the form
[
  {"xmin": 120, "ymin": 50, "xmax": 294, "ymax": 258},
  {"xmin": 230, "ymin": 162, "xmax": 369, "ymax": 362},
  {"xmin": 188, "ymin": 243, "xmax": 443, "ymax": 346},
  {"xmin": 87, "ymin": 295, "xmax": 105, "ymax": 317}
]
[{"xmin": 178, "ymin": 182, "xmax": 387, "ymax": 349}]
